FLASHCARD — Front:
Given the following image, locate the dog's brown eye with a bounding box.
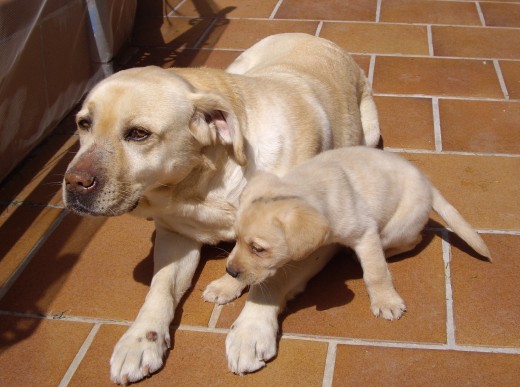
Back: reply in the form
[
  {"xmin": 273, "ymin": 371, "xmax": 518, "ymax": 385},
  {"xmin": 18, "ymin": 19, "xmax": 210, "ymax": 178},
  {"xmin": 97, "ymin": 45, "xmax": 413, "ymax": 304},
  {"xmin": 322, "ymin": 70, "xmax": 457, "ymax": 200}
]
[
  {"xmin": 125, "ymin": 127, "xmax": 150, "ymax": 142},
  {"xmin": 250, "ymin": 243, "xmax": 265, "ymax": 255},
  {"xmin": 77, "ymin": 118, "xmax": 91, "ymax": 130}
]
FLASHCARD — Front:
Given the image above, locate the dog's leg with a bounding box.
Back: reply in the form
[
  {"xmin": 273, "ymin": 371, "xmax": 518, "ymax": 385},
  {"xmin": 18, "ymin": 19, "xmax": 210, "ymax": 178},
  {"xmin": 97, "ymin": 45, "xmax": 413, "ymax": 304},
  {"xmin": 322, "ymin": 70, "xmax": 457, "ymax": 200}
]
[
  {"xmin": 353, "ymin": 229, "xmax": 406, "ymax": 320},
  {"xmin": 110, "ymin": 225, "xmax": 202, "ymax": 384},
  {"xmin": 226, "ymin": 244, "xmax": 337, "ymax": 375},
  {"xmin": 203, "ymin": 273, "xmax": 247, "ymax": 304}
]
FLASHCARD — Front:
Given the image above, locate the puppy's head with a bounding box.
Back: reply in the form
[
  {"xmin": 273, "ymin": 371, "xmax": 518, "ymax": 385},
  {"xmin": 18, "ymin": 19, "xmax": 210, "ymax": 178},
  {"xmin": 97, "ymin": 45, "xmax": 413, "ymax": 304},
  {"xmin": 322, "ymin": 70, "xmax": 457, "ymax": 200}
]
[
  {"xmin": 63, "ymin": 66, "xmax": 246, "ymax": 216},
  {"xmin": 227, "ymin": 182, "xmax": 330, "ymax": 285}
]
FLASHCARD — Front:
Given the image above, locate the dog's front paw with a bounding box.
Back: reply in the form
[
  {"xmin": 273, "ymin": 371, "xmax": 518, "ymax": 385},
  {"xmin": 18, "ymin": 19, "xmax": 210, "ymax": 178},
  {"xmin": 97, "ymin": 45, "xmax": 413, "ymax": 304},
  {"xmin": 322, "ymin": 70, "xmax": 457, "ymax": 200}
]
[
  {"xmin": 370, "ymin": 291, "xmax": 407, "ymax": 320},
  {"xmin": 110, "ymin": 326, "xmax": 170, "ymax": 385},
  {"xmin": 226, "ymin": 316, "xmax": 278, "ymax": 375},
  {"xmin": 203, "ymin": 274, "xmax": 246, "ymax": 305}
]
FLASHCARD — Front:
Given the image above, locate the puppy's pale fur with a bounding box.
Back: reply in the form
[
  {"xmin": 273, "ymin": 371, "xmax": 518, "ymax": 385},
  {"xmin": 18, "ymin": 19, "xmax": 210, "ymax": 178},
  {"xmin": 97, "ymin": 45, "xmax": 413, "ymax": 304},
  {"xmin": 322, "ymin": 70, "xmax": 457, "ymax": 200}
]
[
  {"xmin": 227, "ymin": 146, "xmax": 491, "ymax": 321},
  {"xmin": 62, "ymin": 33, "xmax": 380, "ymax": 382}
]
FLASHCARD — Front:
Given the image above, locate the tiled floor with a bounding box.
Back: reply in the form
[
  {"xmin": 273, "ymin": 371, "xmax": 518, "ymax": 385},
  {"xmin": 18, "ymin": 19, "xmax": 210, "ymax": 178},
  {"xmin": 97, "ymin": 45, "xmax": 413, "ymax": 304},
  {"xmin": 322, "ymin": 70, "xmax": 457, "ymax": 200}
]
[{"xmin": 1, "ymin": 0, "xmax": 519, "ymax": 385}]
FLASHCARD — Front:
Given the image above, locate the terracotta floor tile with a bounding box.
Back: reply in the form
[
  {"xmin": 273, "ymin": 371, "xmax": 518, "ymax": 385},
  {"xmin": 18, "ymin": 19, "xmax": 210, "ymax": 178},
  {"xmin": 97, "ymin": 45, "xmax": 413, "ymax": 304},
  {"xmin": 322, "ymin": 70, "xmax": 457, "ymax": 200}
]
[
  {"xmin": 70, "ymin": 325, "xmax": 328, "ymax": 386},
  {"xmin": 0, "ymin": 213, "xmax": 216, "ymax": 326},
  {"xmin": 0, "ymin": 134, "xmax": 78, "ymax": 206},
  {"xmin": 351, "ymin": 55, "xmax": 371, "ymax": 75},
  {"xmin": 451, "ymin": 233, "xmax": 520, "ymax": 347},
  {"xmin": 373, "ymin": 56, "xmax": 504, "ymax": 98},
  {"xmin": 0, "ymin": 316, "xmax": 92, "ymax": 386},
  {"xmin": 320, "ymin": 22, "xmax": 429, "ymax": 55},
  {"xmin": 132, "ymin": 16, "xmax": 213, "ymax": 48},
  {"xmin": 198, "ymin": 19, "xmax": 319, "ymax": 50},
  {"xmin": 176, "ymin": 0, "xmax": 280, "ymax": 18},
  {"xmin": 275, "ymin": 0, "xmax": 377, "ymax": 21},
  {"xmin": 0, "ymin": 205, "xmax": 63, "ymax": 288},
  {"xmin": 499, "ymin": 60, "xmax": 520, "ymax": 100},
  {"xmin": 375, "ymin": 96, "xmax": 435, "ymax": 150},
  {"xmin": 439, "ymin": 99, "xmax": 520, "ymax": 154},
  {"xmin": 432, "ymin": 26, "xmax": 520, "ymax": 59},
  {"xmin": 481, "ymin": 2, "xmax": 520, "ymax": 28},
  {"xmin": 401, "ymin": 153, "xmax": 520, "ymax": 230},
  {"xmin": 219, "ymin": 233, "xmax": 447, "ymax": 343},
  {"xmin": 333, "ymin": 345, "xmax": 520, "ymax": 386},
  {"xmin": 380, "ymin": 0, "xmax": 482, "ymax": 25}
]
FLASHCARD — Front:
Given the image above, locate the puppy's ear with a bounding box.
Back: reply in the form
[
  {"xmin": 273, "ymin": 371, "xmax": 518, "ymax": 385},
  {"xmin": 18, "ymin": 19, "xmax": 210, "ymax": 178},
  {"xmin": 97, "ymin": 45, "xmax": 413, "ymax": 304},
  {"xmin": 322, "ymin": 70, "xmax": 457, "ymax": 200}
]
[
  {"xmin": 189, "ymin": 91, "xmax": 247, "ymax": 165},
  {"xmin": 277, "ymin": 203, "xmax": 330, "ymax": 260}
]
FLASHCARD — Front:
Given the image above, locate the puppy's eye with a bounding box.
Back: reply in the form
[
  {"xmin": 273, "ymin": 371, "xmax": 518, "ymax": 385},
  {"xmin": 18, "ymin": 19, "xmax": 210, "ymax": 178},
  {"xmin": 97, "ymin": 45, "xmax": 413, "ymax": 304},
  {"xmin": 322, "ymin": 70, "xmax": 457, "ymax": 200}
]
[
  {"xmin": 125, "ymin": 127, "xmax": 151, "ymax": 142},
  {"xmin": 250, "ymin": 243, "xmax": 265, "ymax": 255},
  {"xmin": 77, "ymin": 118, "xmax": 92, "ymax": 131}
]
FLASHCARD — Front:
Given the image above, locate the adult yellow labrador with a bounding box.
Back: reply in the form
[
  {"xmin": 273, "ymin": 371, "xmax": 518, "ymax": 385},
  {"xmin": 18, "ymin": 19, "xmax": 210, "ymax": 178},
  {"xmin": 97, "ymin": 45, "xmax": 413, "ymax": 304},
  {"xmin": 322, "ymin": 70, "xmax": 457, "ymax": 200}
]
[{"xmin": 63, "ymin": 33, "xmax": 380, "ymax": 384}]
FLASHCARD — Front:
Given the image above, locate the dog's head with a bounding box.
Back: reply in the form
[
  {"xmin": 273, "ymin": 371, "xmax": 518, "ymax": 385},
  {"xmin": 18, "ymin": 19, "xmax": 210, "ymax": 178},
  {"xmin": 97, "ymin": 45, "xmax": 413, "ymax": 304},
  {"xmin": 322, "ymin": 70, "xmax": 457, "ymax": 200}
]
[
  {"xmin": 63, "ymin": 66, "xmax": 246, "ymax": 216},
  {"xmin": 226, "ymin": 175, "xmax": 330, "ymax": 285}
]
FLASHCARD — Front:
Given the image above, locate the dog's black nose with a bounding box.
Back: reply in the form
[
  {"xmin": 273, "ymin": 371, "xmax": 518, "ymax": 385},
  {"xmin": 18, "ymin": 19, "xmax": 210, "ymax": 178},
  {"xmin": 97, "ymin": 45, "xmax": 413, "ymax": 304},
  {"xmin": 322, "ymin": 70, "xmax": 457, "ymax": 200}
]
[{"xmin": 226, "ymin": 266, "xmax": 239, "ymax": 278}]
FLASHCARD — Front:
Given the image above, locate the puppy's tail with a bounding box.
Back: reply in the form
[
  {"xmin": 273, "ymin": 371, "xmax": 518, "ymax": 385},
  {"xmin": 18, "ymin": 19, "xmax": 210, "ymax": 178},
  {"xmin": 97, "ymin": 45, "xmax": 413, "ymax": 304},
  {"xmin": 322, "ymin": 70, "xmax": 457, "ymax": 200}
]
[
  {"xmin": 431, "ymin": 186, "xmax": 492, "ymax": 261},
  {"xmin": 359, "ymin": 75, "xmax": 381, "ymax": 148}
]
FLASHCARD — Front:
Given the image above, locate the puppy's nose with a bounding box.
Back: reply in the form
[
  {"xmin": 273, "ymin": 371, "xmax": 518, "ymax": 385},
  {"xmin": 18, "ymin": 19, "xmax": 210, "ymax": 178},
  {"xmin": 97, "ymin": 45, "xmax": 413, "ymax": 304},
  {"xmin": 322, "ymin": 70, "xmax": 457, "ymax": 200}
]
[
  {"xmin": 226, "ymin": 266, "xmax": 240, "ymax": 278},
  {"xmin": 64, "ymin": 170, "xmax": 97, "ymax": 194}
]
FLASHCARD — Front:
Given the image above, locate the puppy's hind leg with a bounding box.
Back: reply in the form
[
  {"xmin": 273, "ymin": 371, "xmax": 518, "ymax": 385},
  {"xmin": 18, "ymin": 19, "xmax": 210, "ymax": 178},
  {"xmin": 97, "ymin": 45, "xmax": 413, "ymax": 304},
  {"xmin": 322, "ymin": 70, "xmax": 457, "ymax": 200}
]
[{"xmin": 353, "ymin": 229, "xmax": 406, "ymax": 320}]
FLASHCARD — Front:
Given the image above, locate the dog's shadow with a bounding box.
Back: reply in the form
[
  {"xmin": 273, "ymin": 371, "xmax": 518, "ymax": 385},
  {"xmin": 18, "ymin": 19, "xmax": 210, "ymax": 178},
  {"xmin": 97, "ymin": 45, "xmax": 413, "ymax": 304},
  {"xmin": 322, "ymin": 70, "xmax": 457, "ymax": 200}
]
[{"xmin": 280, "ymin": 229, "xmax": 437, "ymax": 321}]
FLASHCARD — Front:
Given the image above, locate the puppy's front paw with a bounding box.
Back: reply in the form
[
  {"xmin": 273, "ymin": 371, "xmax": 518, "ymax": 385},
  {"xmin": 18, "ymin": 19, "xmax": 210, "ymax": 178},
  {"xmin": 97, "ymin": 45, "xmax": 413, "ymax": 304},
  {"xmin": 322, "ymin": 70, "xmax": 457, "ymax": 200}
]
[
  {"xmin": 370, "ymin": 292, "xmax": 407, "ymax": 320},
  {"xmin": 226, "ymin": 316, "xmax": 278, "ymax": 375},
  {"xmin": 203, "ymin": 274, "xmax": 246, "ymax": 305},
  {"xmin": 110, "ymin": 326, "xmax": 170, "ymax": 385}
]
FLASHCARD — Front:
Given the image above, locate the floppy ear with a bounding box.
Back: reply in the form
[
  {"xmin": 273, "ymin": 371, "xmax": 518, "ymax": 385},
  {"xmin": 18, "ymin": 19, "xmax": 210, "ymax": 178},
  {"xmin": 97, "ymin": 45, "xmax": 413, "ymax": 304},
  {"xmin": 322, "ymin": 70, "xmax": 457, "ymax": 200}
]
[
  {"xmin": 189, "ymin": 91, "xmax": 247, "ymax": 166},
  {"xmin": 277, "ymin": 203, "xmax": 330, "ymax": 260}
]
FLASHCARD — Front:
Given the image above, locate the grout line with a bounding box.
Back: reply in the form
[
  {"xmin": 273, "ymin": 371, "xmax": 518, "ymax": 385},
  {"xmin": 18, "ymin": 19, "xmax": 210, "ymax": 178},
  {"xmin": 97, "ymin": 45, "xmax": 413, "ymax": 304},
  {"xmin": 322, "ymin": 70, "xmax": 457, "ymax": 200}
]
[
  {"xmin": 162, "ymin": 15, "xmax": 520, "ymax": 30},
  {"xmin": 373, "ymin": 92, "xmax": 519, "ymax": 102},
  {"xmin": 168, "ymin": 0, "xmax": 188, "ymax": 16},
  {"xmin": 0, "ymin": 209, "xmax": 68, "ymax": 301},
  {"xmin": 427, "ymin": 25, "xmax": 434, "ymax": 56},
  {"xmin": 475, "ymin": 2, "xmax": 486, "ymax": 27},
  {"xmin": 208, "ymin": 304, "xmax": 223, "ymax": 329},
  {"xmin": 0, "ymin": 310, "xmax": 133, "ymax": 326},
  {"xmin": 368, "ymin": 55, "xmax": 376, "ymax": 86},
  {"xmin": 59, "ymin": 323, "xmax": 101, "ymax": 387},
  {"xmin": 140, "ymin": 39, "xmax": 520, "ymax": 63},
  {"xmin": 432, "ymin": 97, "xmax": 442, "ymax": 152},
  {"xmin": 493, "ymin": 59, "xmax": 510, "ymax": 100},
  {"xmin": 442, "ymin": 231, "xmax": 457, "ymax": 348},
  {"xmin": 375, "ymin": 0, "xmax": 382, "ymax": 22},
  {"xmin": 322, "ymin": 341, "xmax": 337, "ymax": 387},
  {"xmin": 315, "ymin": 21, "xmax": 324, "ymax": 36},
  {"xmin": 269, "ymin": 0, "xmax": 284, "ymax": 20},
  {"xmin": 4, "ymin": 309, "xmax": 519, "ymax": 355},
  {"xmin": 192, "ymin": 17, "xmax": 220, "ymax": 49},
  {"xmin": 281, "ymin": 333, "xmax": 520, "ymax": 354},
  {"xmin": 385, "ymin": 147, "xmax": 520, "ymax": 158}
]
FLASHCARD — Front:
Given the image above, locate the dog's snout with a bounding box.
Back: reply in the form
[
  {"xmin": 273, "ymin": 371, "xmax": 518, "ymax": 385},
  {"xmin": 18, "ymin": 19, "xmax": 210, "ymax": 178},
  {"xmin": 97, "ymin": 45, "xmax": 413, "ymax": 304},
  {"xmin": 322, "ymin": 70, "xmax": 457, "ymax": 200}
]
[
  {"xmin": 65, "ymin": 170, "xmax": 97, "ymax": 194},
  {"xmin": 226, "ymin": 266, "xmax": 240, "ymax": 278}
]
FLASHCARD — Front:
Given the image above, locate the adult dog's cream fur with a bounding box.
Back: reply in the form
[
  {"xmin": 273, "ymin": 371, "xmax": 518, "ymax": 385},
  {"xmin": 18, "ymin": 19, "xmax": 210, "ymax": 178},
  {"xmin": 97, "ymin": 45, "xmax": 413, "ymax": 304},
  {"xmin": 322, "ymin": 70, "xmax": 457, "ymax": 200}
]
[
  {"xmin": 227, "ymin": 147, "xmax": 491, "ymax": 322},
  {"xmin": 62, "ymin": 33, "xmax": 380, "ymax": 383}
]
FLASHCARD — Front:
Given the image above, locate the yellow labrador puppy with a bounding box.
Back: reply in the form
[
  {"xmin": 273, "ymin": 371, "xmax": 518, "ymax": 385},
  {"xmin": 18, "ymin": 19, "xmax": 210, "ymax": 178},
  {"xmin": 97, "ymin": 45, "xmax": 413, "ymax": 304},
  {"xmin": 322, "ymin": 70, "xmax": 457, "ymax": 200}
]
[
  {"xmin": 227, "ymin": 147, "xmax": 491, "ymax": 323},
  {"xmin": 62, "ymin": 33, "xmax": 380, "ymax": 383}
]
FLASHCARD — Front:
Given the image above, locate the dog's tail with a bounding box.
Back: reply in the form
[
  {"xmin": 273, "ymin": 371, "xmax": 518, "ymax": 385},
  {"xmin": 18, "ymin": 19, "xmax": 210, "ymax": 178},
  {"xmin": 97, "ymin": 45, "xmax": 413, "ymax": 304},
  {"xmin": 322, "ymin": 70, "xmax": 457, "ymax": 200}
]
[
  {"xmin": 359, "ymin": 75, "xmax": 381, "ymax": 148},
  {"xmin": 431, "ymin": 186, "xmax": 492, "ymax": 261}
]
